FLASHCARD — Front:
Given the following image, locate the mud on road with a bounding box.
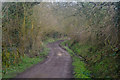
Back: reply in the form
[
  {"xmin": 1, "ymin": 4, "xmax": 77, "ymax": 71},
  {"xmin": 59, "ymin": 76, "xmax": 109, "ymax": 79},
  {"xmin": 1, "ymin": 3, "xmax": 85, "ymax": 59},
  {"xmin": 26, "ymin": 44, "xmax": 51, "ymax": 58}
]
[{"xmin": 15, "ymin": 40, "xmax": 73, "ymax": 78}]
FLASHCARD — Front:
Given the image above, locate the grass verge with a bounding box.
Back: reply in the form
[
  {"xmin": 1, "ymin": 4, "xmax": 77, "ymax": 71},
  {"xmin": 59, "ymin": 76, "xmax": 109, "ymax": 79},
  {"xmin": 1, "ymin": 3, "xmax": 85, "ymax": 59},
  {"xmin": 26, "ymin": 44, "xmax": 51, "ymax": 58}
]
[
  {"xmin": 2, "ymin": 55, "xmax": 44, "ymax": 78},
  {"xmin": 60, "ymin": 41, "xmax": 91, "ymax": 78},
  {"xmin": 62, "ymin": 40, "xmax": 119, "ymax": 78},
  {"xmin": 2, "ymin": 44, "xmax": 50, "ymax": 78}
]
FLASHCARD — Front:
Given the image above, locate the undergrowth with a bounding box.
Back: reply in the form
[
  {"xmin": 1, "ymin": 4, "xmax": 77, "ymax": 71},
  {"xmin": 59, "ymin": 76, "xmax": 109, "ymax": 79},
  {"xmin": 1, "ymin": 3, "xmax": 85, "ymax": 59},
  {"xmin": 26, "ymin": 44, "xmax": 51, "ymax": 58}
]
[
  {"xmin": 62, "ymin": 40, "xmax": 118, "ymax": 78},
  {"xmin": 2, "ymin": 38, "xmax": 54, "ymax": 78},
  {"xmin": 2, "ymin": 55, "xmax": 44, "ymax": 78}
]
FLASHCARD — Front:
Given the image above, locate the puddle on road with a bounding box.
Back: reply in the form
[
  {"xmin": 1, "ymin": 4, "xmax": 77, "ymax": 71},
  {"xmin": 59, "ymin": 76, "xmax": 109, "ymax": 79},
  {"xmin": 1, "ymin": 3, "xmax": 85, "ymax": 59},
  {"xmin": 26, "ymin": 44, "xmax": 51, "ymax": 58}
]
[
  {"xmin": 57, "ymin": 52, "xmax": 62, "ymax": 56},
  {"xmin": 57, "ymin": 51, "xmax": 69, "ymax": 56}
]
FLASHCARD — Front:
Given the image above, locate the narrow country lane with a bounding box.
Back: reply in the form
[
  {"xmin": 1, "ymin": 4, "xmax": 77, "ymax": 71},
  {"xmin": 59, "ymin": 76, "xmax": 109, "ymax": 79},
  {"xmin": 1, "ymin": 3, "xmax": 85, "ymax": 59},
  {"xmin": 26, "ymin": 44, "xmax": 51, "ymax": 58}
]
[{"xmin": 15, "ymin": 40, "xmax": 73, "ymax": 78}]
